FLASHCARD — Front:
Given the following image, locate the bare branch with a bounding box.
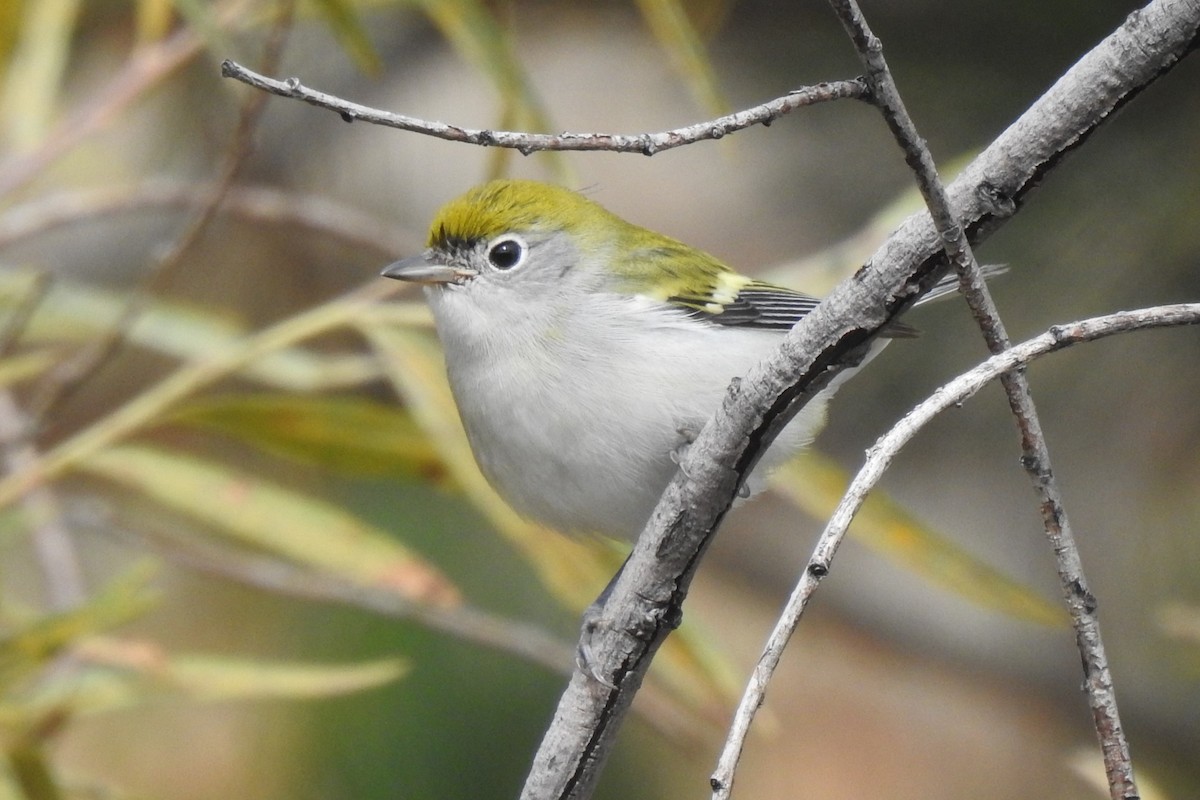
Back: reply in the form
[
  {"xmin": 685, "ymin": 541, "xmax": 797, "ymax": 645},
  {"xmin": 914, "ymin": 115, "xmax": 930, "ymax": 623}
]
[
  {"xmin": 520, "ymin": 1, "xmax": 1200, "ymax": 797},
  {"xmin": 219, "ymin": 60, "xmax": 869, "ymax": 155},
  {"xmin": 711, "ymin": 303, "xmax": 1200, "ymax": 798},
  {"xmin": 828, "ymin": 0, "xmax": 1142, "ymax": 796}
]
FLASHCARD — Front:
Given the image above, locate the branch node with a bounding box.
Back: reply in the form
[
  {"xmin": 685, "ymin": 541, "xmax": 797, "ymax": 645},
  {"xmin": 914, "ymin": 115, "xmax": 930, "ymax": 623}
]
[{"xmin": 977, "ymin": 180, "xmax": 1017, "ymax": 218}]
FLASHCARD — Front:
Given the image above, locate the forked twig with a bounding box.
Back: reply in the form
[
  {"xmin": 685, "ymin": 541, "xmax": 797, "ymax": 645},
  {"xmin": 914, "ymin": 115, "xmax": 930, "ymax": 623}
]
[
  {"xmin": 220, "ymin": 60, "xmax": 869, "ymax": 155},
  {"xmin": 710, "ymin": 303, "xmax": 1200, "ymax": 797}
]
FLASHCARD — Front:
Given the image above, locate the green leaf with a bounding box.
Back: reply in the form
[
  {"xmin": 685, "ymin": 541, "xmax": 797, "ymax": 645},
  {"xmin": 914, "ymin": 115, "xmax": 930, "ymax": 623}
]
[
  {"xmin": 167, "ymin": 0, "xmax": 233, "ymax": 58},
  {"xmin": 308, "ymin": 0, "xmax": 383, "ymax": 74},
  {"xmin": 0, "ymin": 566, "xmax": 158, "ymax": 692},
  {"xmin": 771, "ymin": 452, "xmax": 1067, "ymax": 627},
  {"xmin": 0, "ymin": 349, "xmax": 56, "ymax": 388},
  {"xmin": 2, "ymin": 640, "xmax": 407, "ymax": 720},
  {"xmin": 0, "ymin": 0, "xmax": 83, "ymax": 149},
  {"xmin": 169, "ymin": 394, "xmax": 447, "ymax": 481},
  {"xmin": 413, "ymin": 0, "xmax": 569, "ymax": 179},
  {"xmin": 634, "ymin": 0, "xmax": 728, "ymax": 116},
  {"xmin": 0, "ymin": 271, "xmax": 387, "ymax": 392},
  {"xmin": 79, "ymin": 444, "xmax": 460, "ymax": 607}
]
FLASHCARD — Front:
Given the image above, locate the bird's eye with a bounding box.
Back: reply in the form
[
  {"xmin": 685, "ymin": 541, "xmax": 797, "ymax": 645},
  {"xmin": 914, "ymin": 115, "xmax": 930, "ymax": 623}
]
[{"xmin": 487, "ymin": 235, "xmax": 526, "ymax": 271}]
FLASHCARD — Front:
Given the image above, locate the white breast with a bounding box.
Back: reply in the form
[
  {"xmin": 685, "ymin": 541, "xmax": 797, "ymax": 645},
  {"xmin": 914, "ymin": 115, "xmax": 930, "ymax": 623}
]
[{"xmin": 428, "ymin": 287, "xmax": 835, "ymax": 540}]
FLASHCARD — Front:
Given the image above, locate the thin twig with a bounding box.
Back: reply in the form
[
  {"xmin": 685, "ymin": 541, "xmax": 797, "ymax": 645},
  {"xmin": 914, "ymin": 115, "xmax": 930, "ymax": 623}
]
[
  {"xmin": 710, "ymin": 303, "xmax": 1200, "ymax": 797},
  {"xmin": 0, "ymin": 392, "xmax": 85, "ymax": 610},
  {"xmin": 220, "ymin": 60, "xmax": 869, "ymax": 155},
  {"xmin": 827, "ymin": 2, "xmax": 1140, "ymax": 796},
  {"xmin": 519, "ymin": 1, "xmax": 1199, "ymax": 796}
]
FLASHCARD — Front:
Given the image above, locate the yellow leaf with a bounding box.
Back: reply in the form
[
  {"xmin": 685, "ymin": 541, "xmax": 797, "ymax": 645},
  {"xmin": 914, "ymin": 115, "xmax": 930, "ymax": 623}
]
[
  {"xmin": 0, "ymin": 0, "xmax": 83, "ymax": 149},
  {"xmin": 169, "ymin": 393, "xmax": 447, "ymax": 481},
  {"xmin": 634, "ymin": 0, "xmax": 728, "ymax": 116},
  {"xmin": 0, "ymin": 565, "xmax": 158, "ymax": 692},
  {"xmin": 0, "ymin": 271, "xmax": 386, "ymax": 392},
  {"xmin": 2, "ymin": 637, "xmax": 407, "ymax": 720},
  {"xmin": 80, "ymin": 444, "xmax": 461, "ymax": 607},
  {"xmin": 771, "ymin": 452, "xmax": 1066, "ymax": 627},
  {"xmin": 414, "ymin": 0, "xmax": 570, "ymax": 181},
  {"xmin": 307, "ymin": 0, "xmax": 383, "ymax": 74}
]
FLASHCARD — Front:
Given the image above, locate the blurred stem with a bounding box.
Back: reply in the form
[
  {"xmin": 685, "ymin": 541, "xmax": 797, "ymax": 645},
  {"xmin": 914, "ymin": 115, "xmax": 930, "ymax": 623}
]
[
  {"xmin": 26, "ymin": 0, "xmax": 296, "ymax": 424},
  {"xmin": 0, "ymin": 280, "xmax": 400, "ymax": 510},
  {"xmin": 0, "ymin": 392, "xmax": 84, "ymax": 610},
  {"xmin": 8, "ymin": 741, "xmax": 65, "ymax": 800}
]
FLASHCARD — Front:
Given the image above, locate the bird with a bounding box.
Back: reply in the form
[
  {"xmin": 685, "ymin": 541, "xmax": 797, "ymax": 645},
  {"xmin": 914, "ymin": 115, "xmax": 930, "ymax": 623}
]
[{"xmin": 383, "ymin": 179, "xmax": 966, "ymax": 543}]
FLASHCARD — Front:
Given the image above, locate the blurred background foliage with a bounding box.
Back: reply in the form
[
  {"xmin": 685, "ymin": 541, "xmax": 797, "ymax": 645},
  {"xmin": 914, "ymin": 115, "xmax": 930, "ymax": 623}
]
[{"xmin": 0, "ymin": 0, "xmax": 1197, "ymax": 798}]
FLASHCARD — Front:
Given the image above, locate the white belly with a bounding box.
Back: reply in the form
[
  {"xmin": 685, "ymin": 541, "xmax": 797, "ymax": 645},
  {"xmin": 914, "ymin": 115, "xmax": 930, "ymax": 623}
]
[{"xmin": 431, "ymin": 289, "xmax": 834, "ymax": 540}]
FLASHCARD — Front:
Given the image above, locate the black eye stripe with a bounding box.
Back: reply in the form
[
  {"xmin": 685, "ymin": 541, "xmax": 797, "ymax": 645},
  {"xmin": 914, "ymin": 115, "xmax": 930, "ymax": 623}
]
[{"xmin": 487, "ymin": 236, "xmax": 525, "ymax": 270}]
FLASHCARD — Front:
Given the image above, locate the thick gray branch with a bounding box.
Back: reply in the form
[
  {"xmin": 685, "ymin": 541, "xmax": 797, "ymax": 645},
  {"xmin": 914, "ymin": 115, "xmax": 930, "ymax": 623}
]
[{"xmin": 520, "ymin": 1, "xmax": 1200, "ymax": 797}]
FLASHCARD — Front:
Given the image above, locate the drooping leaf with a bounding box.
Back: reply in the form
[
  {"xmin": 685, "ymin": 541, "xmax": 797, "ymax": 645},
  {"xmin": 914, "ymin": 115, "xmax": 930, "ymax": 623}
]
[
  {"xmin": 0, "ymin": 349, "xmax": 56, "ymax": 388},
  {"xmin": 634, "ymin": 0, "xmax": 728, "ymax": 117},
  {"xmin": 2, "ymin": 638, "xmax": 407, "ymax": 721},
  {"xmin": 0, "ymin": 271, "xmax": 388, "ymax": 392},
  {"xmin": 169, "ymin": 394, "xmax": 447, "ymax": 481},
  {"xmin": 166, "ymin": 0, "xmax": 233, "ymax": 57},
  {"xmin": 0, "ymin": 565, "xmax": 158, "ymax": 692},
  {"xmin": 307, "ymin": 0, "xmax": 383, "ymax": 74},
  {"xmin": 134, "ymin": 0, "xmax": 175, "ymax": 42},
  {"xmin": 771, "ymin": 452, "xmax": 1066, "ymax": 627},
  {"xmin": 413, "ymin": 0, "xmax": 569, "ymax": 179},
  {"xmin": 0, "ymin": 0, "xmax": 83, "ymax": 150},
  {"xmin": 79, "ymin": 444, "xmax": 460, "ymax": 607}
]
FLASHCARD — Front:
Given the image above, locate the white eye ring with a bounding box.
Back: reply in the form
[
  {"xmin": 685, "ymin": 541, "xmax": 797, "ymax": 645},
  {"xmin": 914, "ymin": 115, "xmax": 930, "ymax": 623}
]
[{"xmin": 486, "ymin": 234, "xmax": 527, "ymax": 271}]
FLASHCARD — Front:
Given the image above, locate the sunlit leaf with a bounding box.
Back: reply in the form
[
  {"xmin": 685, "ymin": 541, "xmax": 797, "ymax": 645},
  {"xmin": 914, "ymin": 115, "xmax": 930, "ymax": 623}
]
[
  {"xmin": 0, "ymin": 272, "xmax": 386, "ymax": 392},
  {"xmin": 3, "ymin": 637, "xmax": 406, "ymax": 720},
  {"xmin": 79, "ymin": 444, "xmax": 460, "ymax": 607},
  {"xmin": 634, "ymin": 0, "xmax": 728, "ymax": 116},
  {"xmin": 0, "ymin": 349, "xmax": 56, "ymax": 388},
  {"xmin": 413, "ymin": 0, "xmax": 569, "ymax": 180},
  {"xmin": 169, "ymin": 394, "xmax": 447, "ymax": 481},
  {"xmin": 0, "ymin": 0, "xmax": 82, "ymax": 150},
  {"xmin": 0, "ymin": 565, "xmax": 158, "ymax": 692},
  {"xmin": 308, "ymin": 0, "xmax": 383, "ymax": 74},
  {"xmin": 0, "ymin": 1, "xmax": 25, "ymax": 90},
  {"xmin": 168, "ymin": 0, "xmax": 234, "ymax": 57},
  {"xmin": 771, "ymin": 452, "xmax": 1066, "ymax": 626},
  {"xmin": 135, "ymin": 0, "xmax": 174, "ymax": 42}
]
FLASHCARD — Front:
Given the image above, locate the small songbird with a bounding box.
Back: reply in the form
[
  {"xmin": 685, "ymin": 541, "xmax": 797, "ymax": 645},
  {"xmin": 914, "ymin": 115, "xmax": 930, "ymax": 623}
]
[{"xmin": 383, "ymin": 179, "xmax": 955, "ymax": 542}]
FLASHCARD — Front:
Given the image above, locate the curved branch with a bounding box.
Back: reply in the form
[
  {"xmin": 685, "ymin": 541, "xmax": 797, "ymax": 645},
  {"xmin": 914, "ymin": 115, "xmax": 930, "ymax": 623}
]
[
  {"xmin": 219, "ymin": 60, "xmax": 868, "ymax": 155},
  {"xmin": 710, "ymin": 303, "xmax": 1200, "ymax": 798},
  {"xmin": 520, "ymin": 2, "xmax": 1200, "ymax": 798}
]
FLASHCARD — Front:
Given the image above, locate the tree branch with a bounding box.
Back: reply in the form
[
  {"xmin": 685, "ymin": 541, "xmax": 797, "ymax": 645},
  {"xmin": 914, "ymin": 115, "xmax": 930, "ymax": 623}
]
[
  {"xmin": 519, "ymin": 1, "xmax": 1200, "ymax": 797},
  {"xmin": 710, "ymin": 303, "xmax": 1200, "ymax": 798},
  {"xmin": 829, "ymin": 0, "xmax": 1143, "ymax": 796},
  {"xmin": 219, "ymin": 60, "xmax": 868, "ymax": 155}
]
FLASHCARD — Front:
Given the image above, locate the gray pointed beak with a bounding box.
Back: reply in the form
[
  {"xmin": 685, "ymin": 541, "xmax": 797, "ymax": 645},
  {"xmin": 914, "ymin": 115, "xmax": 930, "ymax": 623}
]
[{"xmin": 381, "ymin": 253, "xmax": 475, "ymax": 285}]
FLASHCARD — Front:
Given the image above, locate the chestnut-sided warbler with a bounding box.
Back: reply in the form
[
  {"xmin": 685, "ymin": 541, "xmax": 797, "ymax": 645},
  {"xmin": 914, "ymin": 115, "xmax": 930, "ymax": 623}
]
[{"xmin": 384, "ymin": 179, "xmax": 954, "ymax": 542}]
